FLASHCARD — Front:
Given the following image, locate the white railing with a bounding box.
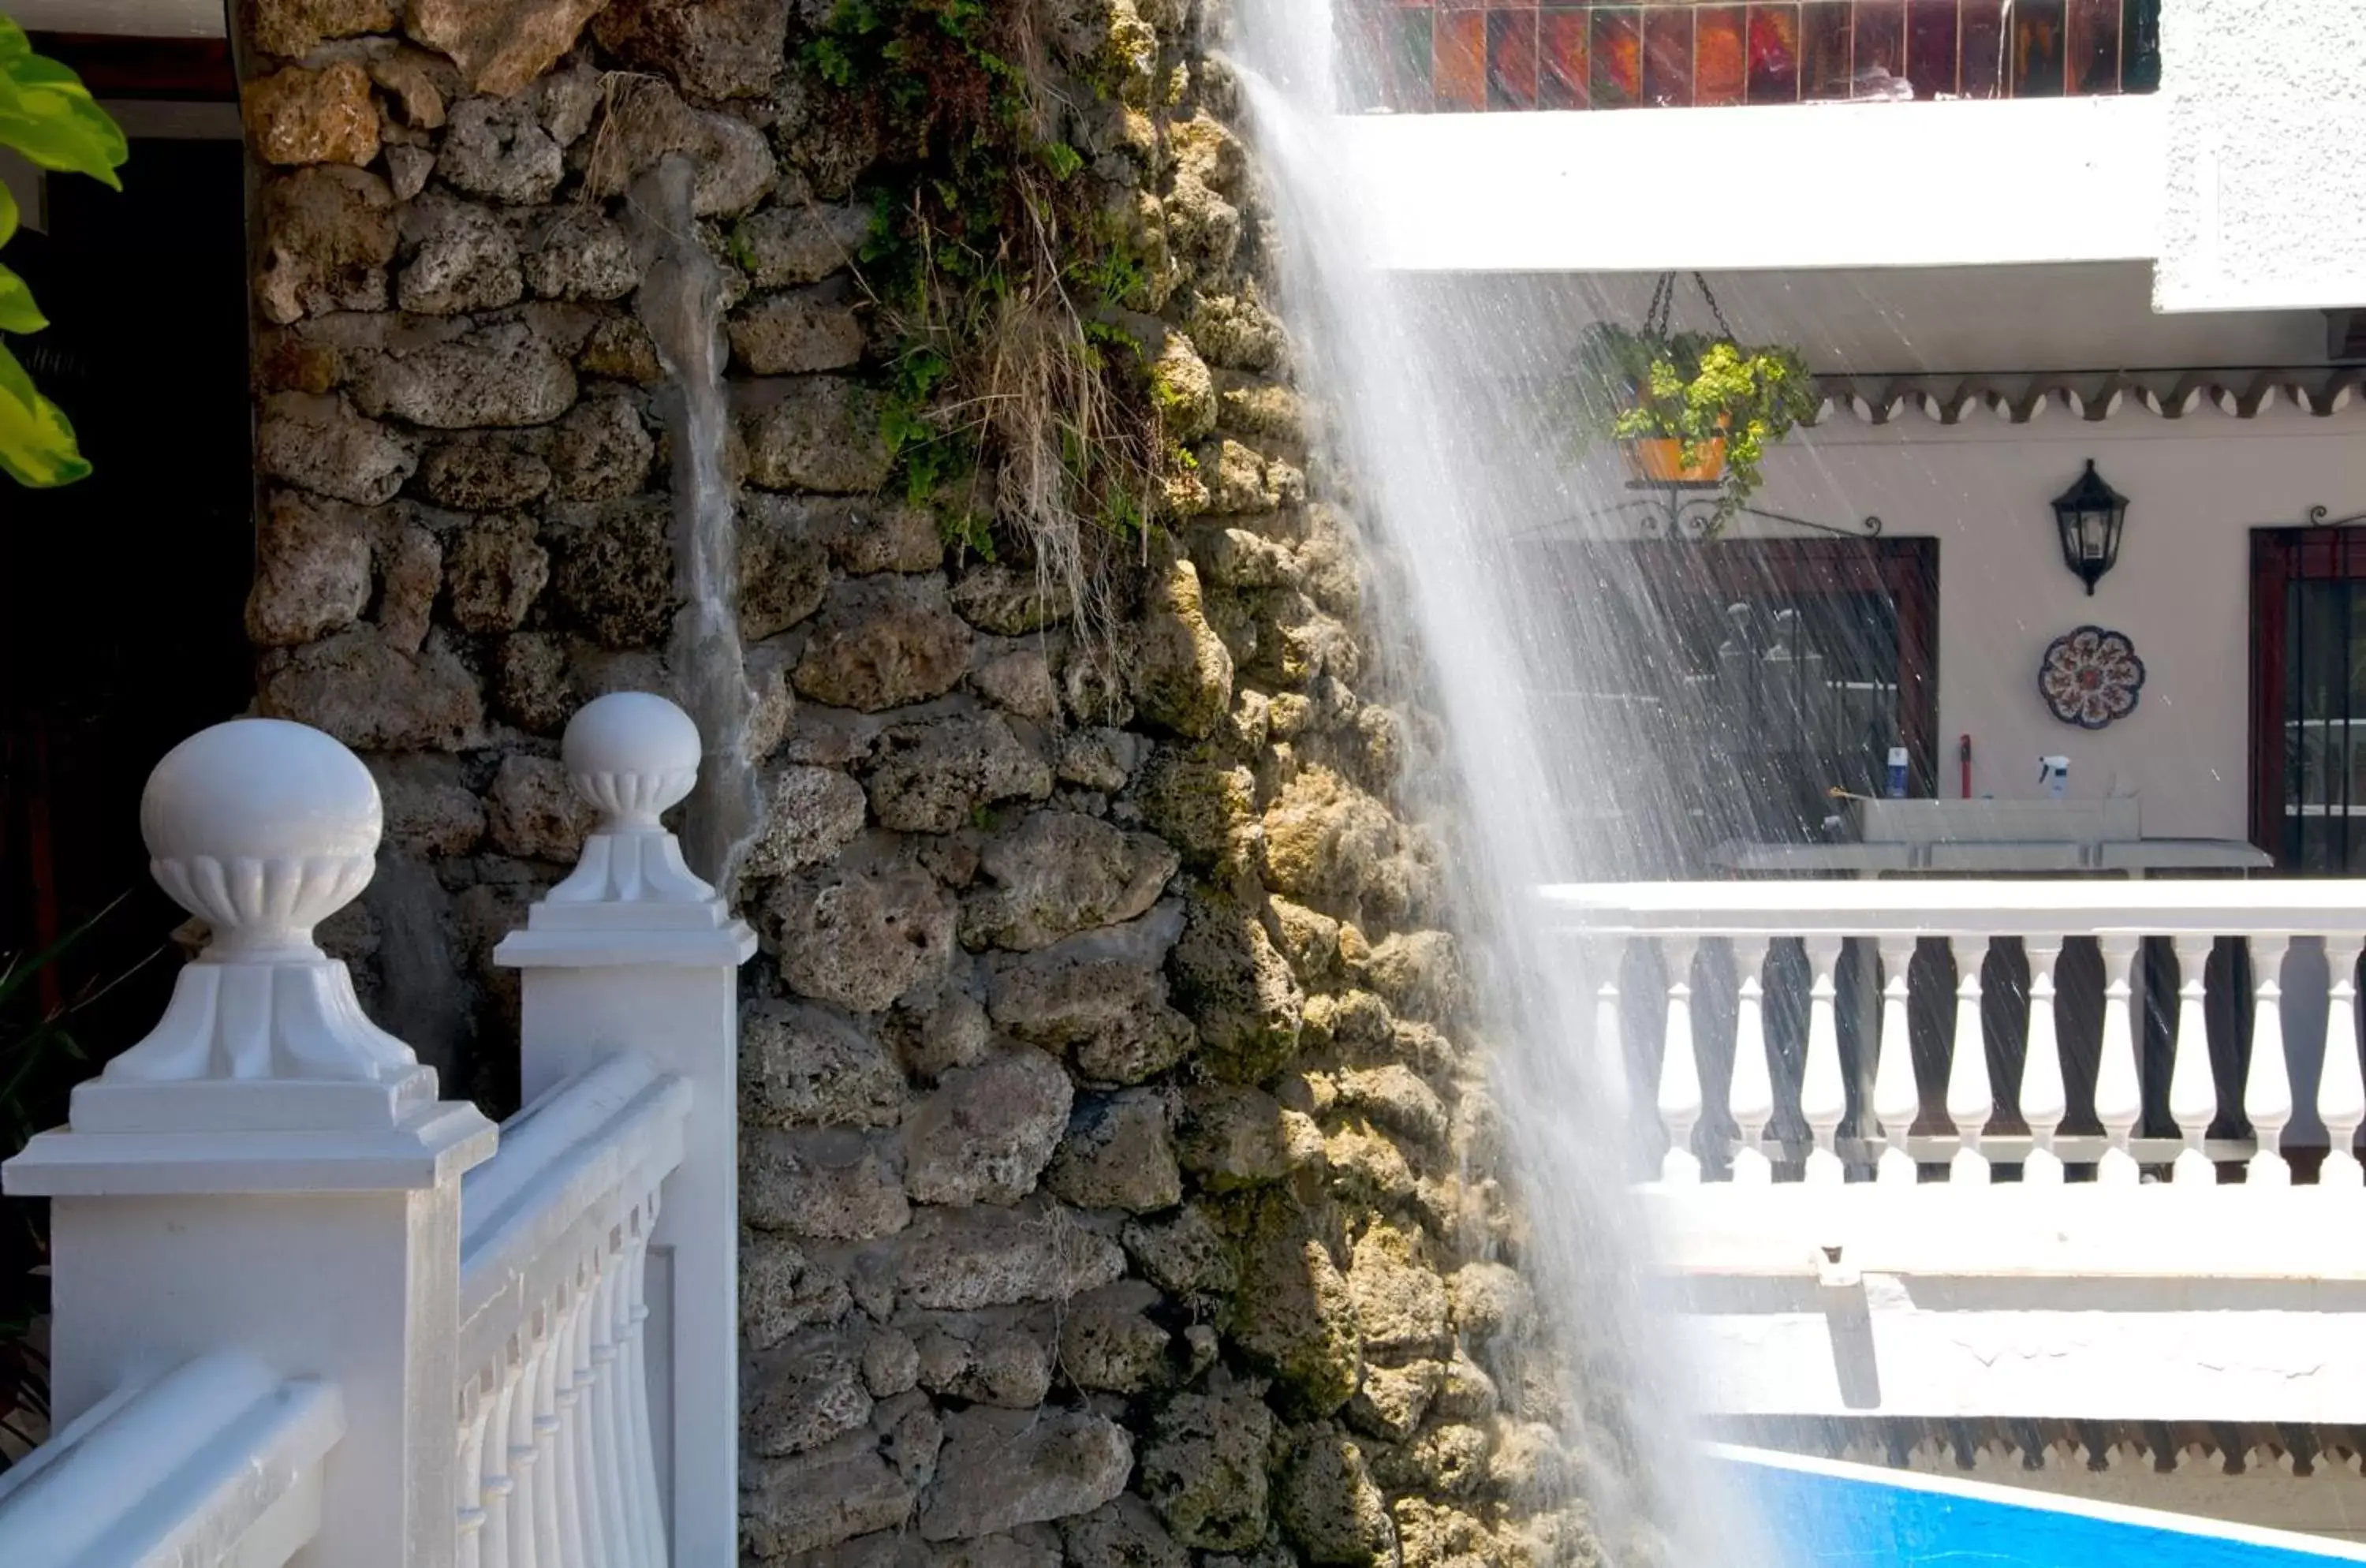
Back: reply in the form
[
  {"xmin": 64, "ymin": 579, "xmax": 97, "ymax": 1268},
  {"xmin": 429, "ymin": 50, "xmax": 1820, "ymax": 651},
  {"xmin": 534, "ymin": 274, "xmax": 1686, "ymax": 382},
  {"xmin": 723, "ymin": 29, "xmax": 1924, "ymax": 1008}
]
[
  {"xmin": 456, "ymin": 1053, "xmax": 689, "ymax": 1568},
  {"xmin": 1548, "ymin": 881, "xmax": 2366, "ymax": 1189},
  {"xmin": 0, "ymin": 692, "xmax": 752, "ymax": 1566},
  {"xmin": 1549, "ymin": 880, "xmax": 2366, "ymax": 1424},
  {"xmin": 0, "ymin": 1353, "xmax": 343, "ymax": 1566}
]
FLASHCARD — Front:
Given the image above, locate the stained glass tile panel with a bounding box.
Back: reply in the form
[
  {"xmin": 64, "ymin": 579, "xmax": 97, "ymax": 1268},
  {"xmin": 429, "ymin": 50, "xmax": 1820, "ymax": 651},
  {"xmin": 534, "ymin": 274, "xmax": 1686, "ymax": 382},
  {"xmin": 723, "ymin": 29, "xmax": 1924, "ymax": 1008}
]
[
  {"xmin": 1435, "ymin": 6, "xmax": 1488, "ymax": 108},
  {"xmin": 1540, "ymin": 7, "xmax": 1590, "ymax": 106},
  {"xmin": 1488, "ymin": 8, "xmax": 1542, "ymax": 106},
  {"xmin": 2122, "ymin": 0, "xmax": 2161, "ymax": 90},
  {"xmin": 2067, "ymin": 0, "xmax": 2120, "ymax": 93},
  {"xmin": 1801, "ymin": 0, "xmax": 1852, "ymax": 99},
  {"xmin": 1745, "ymin": 2, "xmax": 1801, "ymax": 102},
  {"xmin": 1696, "ymin": 6, "xmax": 1747, "ymax": 104},
  {"xmin": 1592, "ymin": 6, "xmax": 1644, "ymax": 107},
  {"xmin": 1960, "ymin": 0, "xmax": 2005, "ymax": 96},
  {"xmin": 2013, "ymin": 0, "xmax": 2067, "ymax": 97},
  {"xmin": 1905, "ymin": 0, "xmax": 1958, "ymax": 99},
  {"xmin": 1642, "ymin": 7, "xmax": 1694, "ymax": 106}
]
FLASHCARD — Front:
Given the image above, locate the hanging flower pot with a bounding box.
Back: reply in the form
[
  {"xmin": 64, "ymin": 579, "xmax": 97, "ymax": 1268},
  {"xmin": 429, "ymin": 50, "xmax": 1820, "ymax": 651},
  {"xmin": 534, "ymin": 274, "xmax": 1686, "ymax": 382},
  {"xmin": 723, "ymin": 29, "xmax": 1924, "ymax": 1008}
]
[
  {"xmin": 1621, "ymin": 435, "xmax": 1726, "ymax": 485},
  {"xmin": 1573, "ymin": 276, "xmax": 1818, "ymax": 535}
]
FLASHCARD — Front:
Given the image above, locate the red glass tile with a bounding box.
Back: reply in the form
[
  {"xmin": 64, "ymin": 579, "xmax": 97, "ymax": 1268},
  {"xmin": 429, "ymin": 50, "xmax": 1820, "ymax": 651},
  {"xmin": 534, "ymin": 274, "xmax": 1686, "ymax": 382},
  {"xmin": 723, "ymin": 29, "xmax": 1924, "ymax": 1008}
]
[
  {"xmin": 1800, "ymin": 0, "xmax": 1852, "ymax": 99},
  {"xmin": 1591, "ymin": 7, "xmax": 1643, "ymax": 107},
  {"xmin": 1905, "ymin": 0, "xmax": 1957, "ymax": 99},
  {"xmin": 2013, "ymin": 0, "xmax": 2066, "ymax": 96},
  {"xmin": 1540, "ymin": 7, "xmax": 1591, "ymax": 107},
  {"xmin": 1961, "ymin": 0, "xmax": 2005, "ymax": 96},
  {"xmin": 2067, "ymin": 0, "xmax": 2122, "ymax": 92},
  {"xmin": 1695, "ymin": 6, "xmax": 1747, "ymax": 105},
  {"xmin": 1391, "ymin": 7, "xmax": 1437, "ymax": 109},
  {"xmin": 1435, "ymin": 7, "xmax": 1487, "ymax": 109},
  {"xmin": 1487, "ymin": 8, "xmax": 1540, "ymax": 106},
  {"xmin": 1855, "ymin": 0, "xmax": 1905, "ymax": 89},
  {"xmin": 1745, "ymin": 3, "xmax": 1801, "ymax": 103},
  {"xmin": 1642, "ymin": 6, "xmax": 1692, "ymax": 105}
]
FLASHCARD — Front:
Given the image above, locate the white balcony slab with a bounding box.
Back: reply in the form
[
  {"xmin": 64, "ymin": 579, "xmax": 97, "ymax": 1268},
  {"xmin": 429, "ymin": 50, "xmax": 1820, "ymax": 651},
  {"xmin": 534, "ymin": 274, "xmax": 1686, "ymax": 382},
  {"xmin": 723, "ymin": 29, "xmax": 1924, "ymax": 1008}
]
[{"xmin": 1341, "ymin": 96, "xmax": 2164, "ymax": 274}]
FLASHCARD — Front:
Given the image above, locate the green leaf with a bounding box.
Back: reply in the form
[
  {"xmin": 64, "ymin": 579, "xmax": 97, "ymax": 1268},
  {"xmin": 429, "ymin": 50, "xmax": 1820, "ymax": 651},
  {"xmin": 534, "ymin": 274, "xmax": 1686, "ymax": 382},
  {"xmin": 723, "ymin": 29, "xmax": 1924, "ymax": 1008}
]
[
  {"xmin": 0, "ymin": 176, "xmax": 17, "ymax": 249},
  {"xmin": 0, "ymin": 340, "xmax": 88, "ymax": 486},
  {"xmin": 0, "ymin": 263, "xmax": 45, "ymax": 334},
  {"xmin": 0, "ymin": 30, "xmax": 127, "ymax": 189}
]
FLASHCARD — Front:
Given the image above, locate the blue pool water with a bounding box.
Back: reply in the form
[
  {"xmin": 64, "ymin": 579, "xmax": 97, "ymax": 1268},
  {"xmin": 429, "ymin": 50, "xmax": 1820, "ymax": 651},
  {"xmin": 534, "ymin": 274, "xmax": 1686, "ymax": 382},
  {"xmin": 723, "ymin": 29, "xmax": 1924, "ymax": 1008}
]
[{"xmin": 1713, "ymin": 1445, "xmax": 2366, "ymax": 1566}]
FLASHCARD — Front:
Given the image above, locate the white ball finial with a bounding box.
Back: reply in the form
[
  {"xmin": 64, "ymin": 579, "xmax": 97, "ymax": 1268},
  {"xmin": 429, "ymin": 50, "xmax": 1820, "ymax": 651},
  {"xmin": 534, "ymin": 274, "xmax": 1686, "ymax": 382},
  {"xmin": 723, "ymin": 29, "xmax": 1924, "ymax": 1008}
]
[
  {"xmin": 563, "ymin": 692, "xmax": 702, "ymax": 833},
  {"xmin": 140, "ymin": 719, "xmax": 381, "ymax": 958}
]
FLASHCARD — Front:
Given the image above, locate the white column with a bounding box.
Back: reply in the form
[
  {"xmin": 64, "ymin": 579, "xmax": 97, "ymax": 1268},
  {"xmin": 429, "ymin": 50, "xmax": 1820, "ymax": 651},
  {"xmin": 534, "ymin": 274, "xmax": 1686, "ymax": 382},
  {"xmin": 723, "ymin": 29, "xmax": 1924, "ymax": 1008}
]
[
  {"xmin": 2020, "ymin": 938, "xmax": 2069, "ymax": 1184},
  {"xmin": 1654, "ymin": 939, "xmax": 1703, "ymax": 1185},
  {"xmin": 2244, "ymin": 936, "xmax": 2293, "ymax": 1185},
  {"xmin": 1872, "ymin": 937, "xmax": 1919, "ymax": 1185},
  {"xmin": 1729, "ymin": 937, "xmax": 1774, "ymax": 1185},
  {"xmin": 1945, "ymin": 935, "xmax": 1993, "ymax": 1185},
  {"xmin": 2167, "ymin": 935, "xmax": 2222, "ymax": 1186},
  {"xmin": 1589, "ymin": 941, "xmax": 1629, "ymax": 1122},
  {"xmin": 2321, "ymin": 935, "xmax": 2366, "ymax": 1187},
  {"xmin": 494, "ymin": 693, "xmax": 755, "ymax": 1566},
  {"xmin": 1801, "ymin": 935, "xmax": 1848, "ymax": 1185},
  {"xmin": 2, "ymin": 719, "xmax": 498, "ymax": 1568},
  {"xmin": 2095, "ymin": 933, "xmax": 2146, "ymax": 1186}
]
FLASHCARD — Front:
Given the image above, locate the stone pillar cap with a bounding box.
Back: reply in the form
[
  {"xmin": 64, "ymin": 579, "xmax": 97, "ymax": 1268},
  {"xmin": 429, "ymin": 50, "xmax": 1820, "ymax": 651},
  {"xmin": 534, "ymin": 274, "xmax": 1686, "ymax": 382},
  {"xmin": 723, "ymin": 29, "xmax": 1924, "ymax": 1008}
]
[{"xmin": 497, "ymin": 693, "xmax": 756, "ymax": 967}]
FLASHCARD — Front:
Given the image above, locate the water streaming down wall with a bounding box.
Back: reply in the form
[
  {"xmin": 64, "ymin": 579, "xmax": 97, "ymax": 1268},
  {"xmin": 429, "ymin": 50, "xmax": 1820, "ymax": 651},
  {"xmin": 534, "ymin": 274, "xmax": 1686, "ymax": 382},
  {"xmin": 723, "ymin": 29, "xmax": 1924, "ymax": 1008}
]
[{"xmin": 1229, "ymin": 5, "xmax": 1769, "ymax": 1560}]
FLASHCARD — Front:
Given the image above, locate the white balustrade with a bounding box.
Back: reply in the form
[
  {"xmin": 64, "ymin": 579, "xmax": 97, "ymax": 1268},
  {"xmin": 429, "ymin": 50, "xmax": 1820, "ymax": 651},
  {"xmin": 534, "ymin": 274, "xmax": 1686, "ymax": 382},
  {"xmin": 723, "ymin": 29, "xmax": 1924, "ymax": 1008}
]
[
  {"xmin": 1554, "ymin": 881, "xmax": 2366, "ymax": 1189},
  {"xmin": 0, "ymin": 693, "xmax": 747, "ymax": 1566},
  {"xmin": 456, "ymin": 1053, "xmax": 688, "ymax": 1568},
  {"xmin": 0, "ymin": 1353, "xmax": 342, "ymax": 1567}
]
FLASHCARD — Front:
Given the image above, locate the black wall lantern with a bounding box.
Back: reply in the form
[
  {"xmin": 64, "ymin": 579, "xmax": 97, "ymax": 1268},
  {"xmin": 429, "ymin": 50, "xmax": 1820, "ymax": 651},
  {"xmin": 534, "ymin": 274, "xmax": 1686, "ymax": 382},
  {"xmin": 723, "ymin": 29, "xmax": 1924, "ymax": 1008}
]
[{"xmin": 2052, "ymin": 459, "xmax": 2128, "ymax": 595}]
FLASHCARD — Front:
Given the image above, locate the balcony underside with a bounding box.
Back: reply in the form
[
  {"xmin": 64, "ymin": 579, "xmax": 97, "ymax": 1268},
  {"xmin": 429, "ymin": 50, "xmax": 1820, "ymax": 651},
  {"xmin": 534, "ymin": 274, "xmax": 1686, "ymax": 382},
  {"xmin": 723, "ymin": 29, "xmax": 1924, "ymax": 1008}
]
[{"xmin": 1655, "ymin": 1185, "xmax": 2366, "ymax": 1422}]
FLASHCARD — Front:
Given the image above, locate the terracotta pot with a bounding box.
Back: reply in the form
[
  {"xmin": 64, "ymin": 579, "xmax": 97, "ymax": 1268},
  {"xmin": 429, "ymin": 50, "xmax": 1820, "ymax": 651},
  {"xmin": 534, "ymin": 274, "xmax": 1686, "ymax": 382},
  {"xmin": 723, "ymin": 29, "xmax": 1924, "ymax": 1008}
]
[{"xmin": 1623, "ymin": 435, "xmax": 1727, "ymax": 484}]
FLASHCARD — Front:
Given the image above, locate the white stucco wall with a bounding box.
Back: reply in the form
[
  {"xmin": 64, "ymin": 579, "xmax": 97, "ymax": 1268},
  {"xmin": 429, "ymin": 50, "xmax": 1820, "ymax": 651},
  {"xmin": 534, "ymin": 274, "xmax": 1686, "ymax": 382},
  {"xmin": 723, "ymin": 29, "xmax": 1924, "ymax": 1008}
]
[
  {"xmin": 2156, "ymin": 0, "xmax": 2366, "ymax": 313},
  {"xmin": 1586, "ymin": 405, "xmax": 2366, "ymax": 844}
]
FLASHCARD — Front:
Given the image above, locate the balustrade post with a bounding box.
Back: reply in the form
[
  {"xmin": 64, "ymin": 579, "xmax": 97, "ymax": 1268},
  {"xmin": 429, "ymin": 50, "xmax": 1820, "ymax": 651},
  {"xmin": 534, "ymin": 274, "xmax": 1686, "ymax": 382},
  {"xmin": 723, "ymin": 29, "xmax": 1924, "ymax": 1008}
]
[
  {"xmin": 1801, "ymin": 935, "xmax": 1849, "ymax": 1185},
  {"xmin": 2244, "ymin": 937, "xmax": 2293, "ymax": 1185},
  {"xmin": 1871, "ymin": 938, "xmax": 1918, "ymax": 1184},
  {"xmin": 1946, "ymin": 936, "xmax": 1994, "ymax": 1185},
  {"xmin": 1590, "ymin": 940, "xmax": 1630, "ymax": 1122},
  {"xmin": 2167, "ymin": 935, "xmax": 2222, "ymax": 1186},
  {"xmin": 2095, "ymin": 933, "xmax": 2147, "ymax": 1185},
  {"xmin": 1729, "ymin": 938, "xmax": 1775, "ymax": 1184},
  {"xmin": 2020, "ymin": 938, "xmax": 2069, "ymax": 1184},
  {"xmin": 1654, "ymin": 939, "xmax": 1704, "ymax": 1185},
  {"xmin": 2321, "ymin": 935, "xmax": 2366, "ymax": 1186},
  {"xmin": 1, "ymin": 719, "xmax": 498, "ymax": 1568},
  {"xmin": 494, "ymin": 693, "xmax": 756, "ymax": 1564}
]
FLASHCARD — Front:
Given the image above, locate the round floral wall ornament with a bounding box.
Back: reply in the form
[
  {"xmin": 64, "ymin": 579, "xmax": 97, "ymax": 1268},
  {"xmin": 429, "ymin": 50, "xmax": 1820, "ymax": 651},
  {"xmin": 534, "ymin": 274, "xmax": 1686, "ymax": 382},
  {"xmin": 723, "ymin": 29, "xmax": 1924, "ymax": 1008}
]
[{"xmin": 2039, "ymin": 625, "xmax": 2146, "ymax": 730}]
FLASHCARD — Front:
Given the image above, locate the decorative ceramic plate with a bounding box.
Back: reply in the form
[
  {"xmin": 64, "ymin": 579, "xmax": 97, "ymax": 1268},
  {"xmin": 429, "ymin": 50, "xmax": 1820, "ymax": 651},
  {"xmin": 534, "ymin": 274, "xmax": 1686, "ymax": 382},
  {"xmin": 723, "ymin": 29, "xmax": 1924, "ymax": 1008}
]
[{"xmin": 2039, "ymin": 625, "xmax": 2145, "ymax": 730}]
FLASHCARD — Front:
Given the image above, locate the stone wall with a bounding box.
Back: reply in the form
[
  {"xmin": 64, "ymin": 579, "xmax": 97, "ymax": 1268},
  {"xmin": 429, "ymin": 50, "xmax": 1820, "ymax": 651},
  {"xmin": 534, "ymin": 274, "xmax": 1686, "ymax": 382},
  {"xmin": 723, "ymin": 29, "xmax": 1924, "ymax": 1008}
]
[{"xmin": 234, "ymin": 0, "xmax": 1590, "ymax": 1562}]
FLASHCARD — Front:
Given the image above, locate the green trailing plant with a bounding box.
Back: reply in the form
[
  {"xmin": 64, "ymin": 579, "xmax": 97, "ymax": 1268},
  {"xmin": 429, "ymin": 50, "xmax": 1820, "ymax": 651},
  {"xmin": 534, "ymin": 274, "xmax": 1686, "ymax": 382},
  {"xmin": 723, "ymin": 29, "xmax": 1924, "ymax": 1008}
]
[
  {"xmin": 0, "ymin": 18, "xmax": 125, "ymax": 487},
  {"xmin": 1573, "ymin": 320, "xmax": 1818, "ymax": 531},
  {"xmin": 797, "ymin": 0, "xmax": 1170, "ymax": 632}
]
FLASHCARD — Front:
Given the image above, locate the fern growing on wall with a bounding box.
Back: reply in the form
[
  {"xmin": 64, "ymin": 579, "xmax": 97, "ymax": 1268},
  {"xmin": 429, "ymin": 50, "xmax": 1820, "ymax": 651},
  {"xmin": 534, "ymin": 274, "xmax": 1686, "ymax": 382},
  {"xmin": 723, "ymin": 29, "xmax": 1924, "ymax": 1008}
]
[{"xmin": 0, "ymin": 17, "xmax": 124, "ymax": 487}]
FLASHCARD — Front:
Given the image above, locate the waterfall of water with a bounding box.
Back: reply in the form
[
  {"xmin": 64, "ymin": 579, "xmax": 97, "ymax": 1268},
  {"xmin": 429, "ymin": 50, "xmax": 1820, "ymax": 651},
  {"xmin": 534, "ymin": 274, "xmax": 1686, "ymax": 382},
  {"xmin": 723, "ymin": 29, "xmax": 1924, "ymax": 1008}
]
[{"xmin": 1228, "ymin": 7, "xmax": 1768, "ymax": 1561}]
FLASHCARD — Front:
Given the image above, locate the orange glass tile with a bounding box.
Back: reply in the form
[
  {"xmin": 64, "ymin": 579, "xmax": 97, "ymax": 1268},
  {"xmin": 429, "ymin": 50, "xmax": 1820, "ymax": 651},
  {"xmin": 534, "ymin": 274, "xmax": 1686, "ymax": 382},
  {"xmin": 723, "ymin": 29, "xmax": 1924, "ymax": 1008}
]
[
  {"xmin": 1540, "ymin": 7, "xmax": 1590, "ymax": 107},
  {"xmin": 1745, "ymin": 2, "xmax": 1801, "ymax": 102},
  {"xmin": 1435, "ymin": 7, "xmax": 1488, "ymax": 108},
  {"xmin": 1696, "ymin": 5, "xmax": 1747, "ymax": 104},
  {"xmin": 1905, "ymin": 0, "xmax": 1957, "ymax": 98},
  {"xmin": 1800, "ymin": 0, "xmax": 1851, "ymax": 98},
  {"xmin": 1591, "ymin": 6, "xmax": 1643, "ymax": 107},
  {"xmin": 1488, "ymin": 8, "xmax": 1541, "ymax": 106},
  {"xmin": 1961, "ymin": 0, "xmax": 2004, "ymax": 95},
  {"xmin": 2067, "ymin": 0, "xmax": 2121, "ymax": 92}
]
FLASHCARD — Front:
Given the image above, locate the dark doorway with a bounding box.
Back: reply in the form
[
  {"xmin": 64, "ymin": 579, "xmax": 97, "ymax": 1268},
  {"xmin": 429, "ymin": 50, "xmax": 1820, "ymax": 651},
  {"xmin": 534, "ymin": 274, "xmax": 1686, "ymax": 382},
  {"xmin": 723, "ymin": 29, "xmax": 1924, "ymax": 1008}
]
[{"xmin": 0, "ymin": 134, "xmax": 253, "ymax": 1099}]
